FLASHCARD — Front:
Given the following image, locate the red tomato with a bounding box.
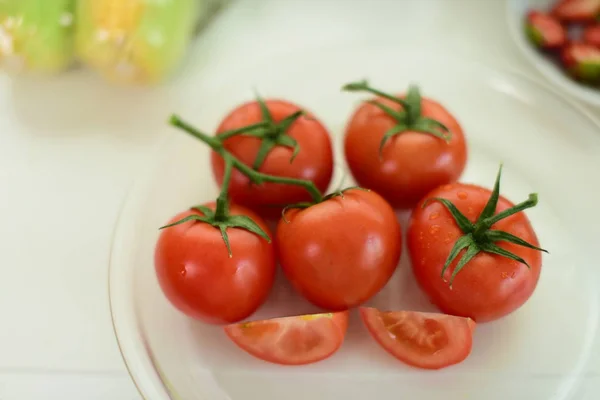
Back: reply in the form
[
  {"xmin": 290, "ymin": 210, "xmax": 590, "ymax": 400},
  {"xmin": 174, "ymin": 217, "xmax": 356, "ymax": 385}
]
[
  {"xmin": 225, "ymin": 311, "xmax": 349, "ymax": 365},
  {"xmin": 561, "ymin": 42, "xmax": 600, "ymax": 83},
  {"xmin": 407, "ymin": 183, "xmax": 542, "ymax": 322},
  {"xmin": 211, "ymin": 100, "xmax": 334, "ymax": 215},
  {"xmin": 525, "ymin": 11, "xmax": 567, "ymax": 49},
  {"xmin": 583, "ymin": 24, "xmax": 600, "ymax": 47},
  {"xmin": 344, "ymin": 94, "xmax": 467, "ymax": 209},
  {"xmin": 155, "ymin": 203, "xmax": 276, "ymax": 324},
  {"xmin": 360, "ymin": 307, "xmax": 475, "ymax": 369},
  {"xmin": 276, "ymin": 189, "xmax": 402, "ymax": 310},
  {"xmin": 552, "ymin": 0, "xmax": 600, "ymax": 23}
]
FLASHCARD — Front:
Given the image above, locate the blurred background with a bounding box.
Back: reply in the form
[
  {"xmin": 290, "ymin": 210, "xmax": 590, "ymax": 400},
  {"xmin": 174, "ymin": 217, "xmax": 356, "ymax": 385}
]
[{"xmin": 0, "ymin": 0, "xmax": 597, "ymax": 399}]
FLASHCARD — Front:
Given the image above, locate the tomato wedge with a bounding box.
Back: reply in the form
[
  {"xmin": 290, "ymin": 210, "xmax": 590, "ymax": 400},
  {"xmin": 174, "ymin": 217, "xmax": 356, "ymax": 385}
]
[
  {"xmin": 359, "ymin": 307, "xmax": 475, "ymax": 370},
  {"xmin": 224, "ymin": 311, "xmax": 349, "ymax": 365}
]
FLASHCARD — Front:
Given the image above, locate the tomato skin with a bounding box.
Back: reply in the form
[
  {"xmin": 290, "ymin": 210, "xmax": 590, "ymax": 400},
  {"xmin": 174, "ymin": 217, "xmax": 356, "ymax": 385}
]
[
  {"xmin": 224, "ymin": 311, "xmax": 349, "ymax": 365},
  {"xmin": 154, "ymin": 203, "xmax": 276, "ymax": 324},
  {"xmin": 407, "ymin": 184, "xmax": 542, "ymax": 322},
  {"xmin": 584, "ymin": 24, "xmax": 600, "ymax": 47},
  {"xmin": 276, "ymin": 189, "xmax": 402, "ymax": 310},
  {"xmin": 359, "ymin": 307, "xmax": 475, "ymax": 369},
  {"xmin": 344, "ymin": 96, "xmax": 467, "ymax": 209},
  {"xmin": 211, "ymin": 100, "xmax": 334, "ymax": 215}
]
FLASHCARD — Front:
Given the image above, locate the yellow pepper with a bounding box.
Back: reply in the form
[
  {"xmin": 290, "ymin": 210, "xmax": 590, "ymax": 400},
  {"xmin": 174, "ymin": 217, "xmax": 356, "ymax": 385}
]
[{"xmin": 75, "ymin": 0, "xmax": 200, "ymax": 84}]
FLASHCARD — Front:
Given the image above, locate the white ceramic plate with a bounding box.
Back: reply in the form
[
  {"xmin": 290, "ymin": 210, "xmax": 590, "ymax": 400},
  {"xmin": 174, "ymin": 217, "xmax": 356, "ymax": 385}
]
[
  {"xmin": 506, "ymin": 0, "xmax": 600, "ymax": 107},
  {"xmin": 110, "ymin": 46, "xmax": 600, "ymax": 400}
]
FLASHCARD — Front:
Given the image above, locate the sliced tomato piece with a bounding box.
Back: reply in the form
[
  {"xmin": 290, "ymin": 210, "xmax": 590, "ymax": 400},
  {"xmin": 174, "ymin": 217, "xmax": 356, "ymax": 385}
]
[
  {"xmin": 525, "ymin": 11, "xmax": 567, "ymax": 49},
  {"xmin": 359, "ymin": 307, "xmax": 475, "ymax": 370},
  {"xmin": 224, "ymin": 311, "xmax": 349, "ymax": 365},
  {"xmin": 552, "ymin": 0, "xmax": 600, "ymax": 23}
]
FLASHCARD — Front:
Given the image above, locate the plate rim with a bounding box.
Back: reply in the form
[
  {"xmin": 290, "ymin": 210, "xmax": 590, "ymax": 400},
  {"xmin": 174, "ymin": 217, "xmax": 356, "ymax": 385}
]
[{"xmin": 108, "ymin": 44, "xmax": 600, "ymax": 400}]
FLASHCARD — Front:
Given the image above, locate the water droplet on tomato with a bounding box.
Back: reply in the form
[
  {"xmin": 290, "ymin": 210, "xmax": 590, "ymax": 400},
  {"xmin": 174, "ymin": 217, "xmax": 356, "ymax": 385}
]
[
  {"xmin": 180, "ymin": 268, "xmax": 187, "ymax": 277},
  {"xmin": 429, "ymin": 225, "xmax": 440, "ymax": 234},
  {"xmin": 457, "ymin": 191, "xmax": 468, "ymax": 200},
  {"xmin": 429, "ymin": 212, "xmax": 439, "ymax": 220}
]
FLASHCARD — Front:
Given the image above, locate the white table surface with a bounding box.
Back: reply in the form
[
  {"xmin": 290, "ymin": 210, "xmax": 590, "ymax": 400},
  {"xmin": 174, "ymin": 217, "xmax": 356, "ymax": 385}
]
[{"xmin": 0, "ymin": 0, "xmax": 597, "ymax": 399}]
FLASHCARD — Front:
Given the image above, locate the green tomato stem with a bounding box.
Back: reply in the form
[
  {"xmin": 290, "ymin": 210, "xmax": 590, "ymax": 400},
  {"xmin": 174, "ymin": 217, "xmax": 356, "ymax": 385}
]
[
  {"xmin": 214, "ymin": 155, "xmax": 233, "ymax": 221},
  {"xmin": 342, "ymin": 80, "xmax": 452, "ymax": 150},
  {"xmin": 217, "ymin": 121, "xmax": 270, "ymax": 141},
  {"xmin": 170, "ymin": 115, "xmax": 221, "ymax": 147},
  {"xmin": 169, "ymin": 114, "xmax": 323, "ymax": 203},
  {"xmin": 342, "ymin": 80, "xmax": 410, "ymax": 108},
  {"xmin": 426, "ymin": 165, "xmax": 548, "ymax": 286}
]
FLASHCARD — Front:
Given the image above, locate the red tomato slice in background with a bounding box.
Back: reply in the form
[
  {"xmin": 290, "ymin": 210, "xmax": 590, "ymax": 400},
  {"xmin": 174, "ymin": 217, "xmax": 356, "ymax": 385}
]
[
  {"xmin": 225, "ymin": 311, "xmax": 349, "ymax": 365},
  {"xmin": 359, "ymin": 307, "xmax": 475, "ymax": 370}
]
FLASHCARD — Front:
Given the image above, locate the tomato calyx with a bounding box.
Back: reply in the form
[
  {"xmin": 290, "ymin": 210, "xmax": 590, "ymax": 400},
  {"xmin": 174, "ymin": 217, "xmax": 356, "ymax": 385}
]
[
  {"xmin": 342, "ymin": 80, "xmax": 452, "ymax": 157},
  {"xmin": 166, "ymin": 115, "xmax": 325, "ymax": 254},
  {"xmin": 160, "ymin": 202, "xmax": 271, "ymax": 257},
  {"xmin": 423, "ymin": 165, "xmax": 548, "ymax": 286},
  {"xmin": 170, "ymin": 115, "xmax": 322, "ymax": 202},
  {"xmin": 215, "ymin": 96, "xmax": 305, "ymax": 170},
  {"xmin": 280, "ymin": 186, "xmax": 370, "ymax": 222},
  {"xmin": 245, "ymin": 95, "xmax": 305, "ymax": 170}
]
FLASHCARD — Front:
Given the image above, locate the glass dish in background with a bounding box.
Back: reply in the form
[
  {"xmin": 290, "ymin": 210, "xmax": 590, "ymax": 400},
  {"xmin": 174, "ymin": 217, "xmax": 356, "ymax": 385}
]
[
  {"xmin": 0, "ymin": 0, "xmax": 232, "ymax": 83},
  {"xmin": 506, "ymin": 0, "xmax": 600, "ymax": 107},
  {"xmin": 109, "ymin": 45, "xmax": 600, "ymax": 400}
]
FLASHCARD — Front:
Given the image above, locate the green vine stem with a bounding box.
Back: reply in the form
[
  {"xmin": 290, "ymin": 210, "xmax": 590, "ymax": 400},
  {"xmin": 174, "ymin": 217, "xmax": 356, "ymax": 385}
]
[
  {"xmin": 342, "ymin": 80, "xmax": 452, "ymax": 157},
  {"xmin": 423, "ymin": 165, "xmax": 548, "ymax": 287},
  {"xmin": 161, "ymin": 114, "xmax": 325, "ymax": 256},
  {"xmin": 170, "ymin": 115, "xmax": 323, "ymax": 203},
  {"xmin": 212, "ymin": 95, "xmax": 305, "ymax": 170}
]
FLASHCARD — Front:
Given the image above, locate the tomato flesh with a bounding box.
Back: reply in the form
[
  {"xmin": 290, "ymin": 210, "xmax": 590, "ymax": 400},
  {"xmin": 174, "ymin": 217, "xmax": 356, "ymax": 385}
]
[
  {"xmin": 225, "ymin": 311, "xmax": 349, "ymax": 365},
  {"xmin": 360, "ymin": 307, "xmax": 475, "ymax": 369}
]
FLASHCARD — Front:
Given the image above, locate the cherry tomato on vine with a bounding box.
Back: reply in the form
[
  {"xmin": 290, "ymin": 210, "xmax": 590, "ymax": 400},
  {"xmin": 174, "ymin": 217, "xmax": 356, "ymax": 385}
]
[
  {"xmin": 276, "ymin": 189, "xmax": 402, "ymax": 311},
  {"xmin": 211, "ymin": 99, "xmax": 334, "ymax": 216},
  {"xmin": 343, "ymin": 81, "xmax": 467, "ymax": 209},
  {"xmin": 407, "ymin": 166, "xmax": 547, "ymax": 322},
  {"xmin": 360, "ymin": 308, "xmax": 475, "ymax": 369},
  {"xmin": 225, "ymin": 311, "xmax": 349, "ymax": 365},
  {"xmin": 155, "ymin": 203, "xmax": 276, "ymax": 324}
]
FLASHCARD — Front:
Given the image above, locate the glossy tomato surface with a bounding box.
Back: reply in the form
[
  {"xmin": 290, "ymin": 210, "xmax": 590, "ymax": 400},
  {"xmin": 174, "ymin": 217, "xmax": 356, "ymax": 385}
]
[
  {"xmin": 225, "ymin": 311, "xmax": 349, "ymax": 365},
  {"xmin": 276, "ymin": 189, "xmax": 402, "ymax": 310},
  {"xmin": 408, "ymin": 183, "xmax": 542, "ymax": 322},
  {"xmin": 344, "ymin": 96, "xmax": 467, "ymax": 209},
  {"xmin": 360, "ymin": 307, "xmax": 475, "ymax": 369},
  {"xmin": 155, "ymin": 203, "xmax": 276, "ymax": 324},
  {"xmin": 211, "ymin": 100, "xmax": 333, "ymax": 215}
]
